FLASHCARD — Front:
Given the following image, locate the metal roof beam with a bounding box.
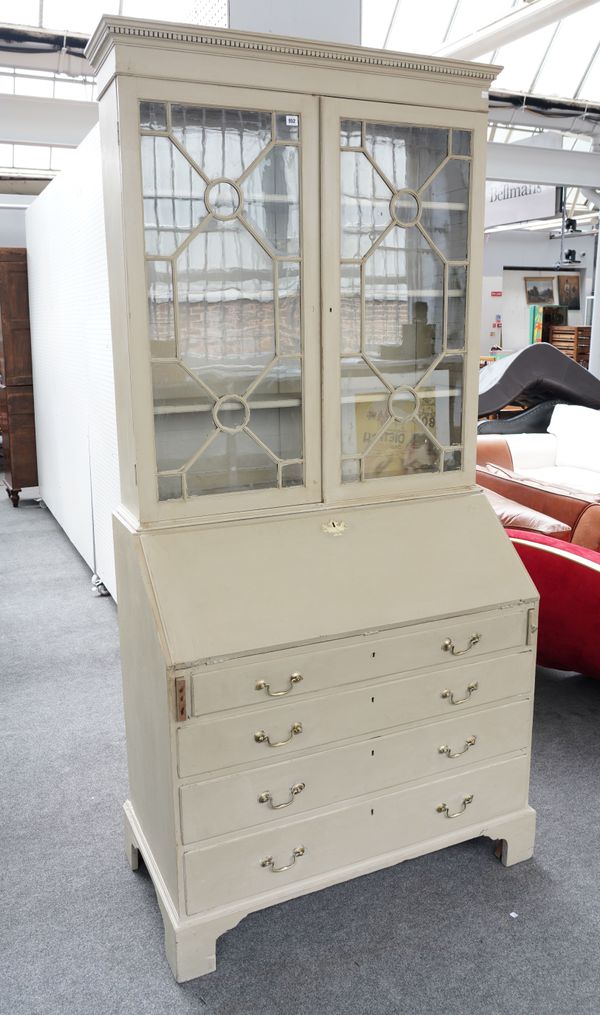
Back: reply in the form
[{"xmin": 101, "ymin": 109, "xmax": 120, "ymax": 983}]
[
  {"xmin": 487, "ymin": 139, "xmax": 600, "ymax": 186},
  {"xmin": 436, "ymin": 0, "xmax": 598, "ymax": 60},
  {"xmin": 488, "ymin": 89, "xmax": 600, "ymax": 138},
  {"xmin": 0, "ymin": 93, "xmax": 97, "ymax": 147},
  {"xmin": 0, "ymin": 177, "xmax": 50, "ymax": 195},
  {"xmin": 0, "ymin": 23, "xmax": 90, "ymax": 76}
]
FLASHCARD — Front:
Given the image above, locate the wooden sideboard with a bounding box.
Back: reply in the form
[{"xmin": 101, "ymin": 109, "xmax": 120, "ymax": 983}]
[{"xmin": 0, "ymin": 248, "xmax": 37, "ymax": 506}]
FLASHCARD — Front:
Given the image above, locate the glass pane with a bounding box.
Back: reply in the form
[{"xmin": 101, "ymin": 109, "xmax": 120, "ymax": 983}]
[
  {"xmin": 341, "ymin": 357, "xmax": 389, "ymax": 457},
  {"xmin": 171, "ymin": 105, "xmax": 271, "ymax": 180},
  {"xmin": 340, "ymin": 119, "xmax": 362, "ymax": 146},
  {"xmin": 140, "ymin": 101, "xmax": 167, "ymax": 130},
  {"xmin": 493, "ymin": 24, "xmax": 560, "ymax": 95},
  {"xmin": 147, "ymin": 261, "xmax": 175, "ymax": 357},
  {"xmin": 364, "ymin": 123, "xmax": 448, "ymax": 190},
  {"xmin": 141, "ymin": 136, "xmax": 206, "ymax": 255},
  {"xmin": 341, "ymin": 263, "xmax": 361, "ymax": 354},
  {"xmin": 1, "ymin": 0, "xmax": 39, "ymax": 27},
  {"xmin": 278, "ymin": 262, "xmax": 301, "ymax": 355},
  {"xmin": 341, "ymin": 459, "xmax": 361, "ymax": 483},
  {"xmin": 420, "ymin": 159, "xmax": 470, "ymax": 261},
  {"xmin": 532, "ymin": 10, "xmax": 600, "ymax": 99},
  {"xmin": 389, "ymin": 387, "xmax": 418, "ymax": 421},
  {"xmin": 186, "ymin": 431, "xmax": 278, "ymax": 496},
  {"xmin": 275, "ymin": 113, "xmax": 300, "ymax": 141},
  {"xmin": 444, "ymin": 449, "xmax": 462, "ymax": 472},
  {"xmin": 242, "ymin": 145, "xmax": 300, "ymax": 255},
  {"xmin": 158, "ymin": 475, "xmax": 183, "ymax": 501},
  {"xmin": 444, "ymin": 0, "xmax": 515, "ymax": 43},
  {"xmin": 363, "ymin": 421, "xmax": 440, "ymax": 479},
  {"xmin": 447, "ymin": 266, "xmax": 467, "ymax": 350},
  {"xmin": 281, "ymin": 462, "xmax": 304, "ymax": 487},
  {"xmin": 213, "ymin": 396, "xmax": 248, "ymax": 431},
  {"xmin": 390, "ymin": 191, "xmax": 419, "ymax": 226},
  {"xmin": 177, "ymin": 218, "xmax": 276, "ymax": 395},
  {"xmin": 205, "ymin": 180, "xmax": 240, "ymax": 218},
  {"xmin": 152, "ymin": 362, "xmax": 215, "ymax": 472},
  {"xmin": 43, "ymin": 0, "xmax": 108, "ymax": 34},
  {"xmin": 340, "ymin": 151, "xmax": 392, "ymax": 259},
  {"xmin": 143, "ymin": 102, "xmax": 305, "ymax": 499},
  {"xmin": 452, "ymin": 130, "xmax": 471, "ymax": 156},
  {"xmin": 416, "ymin": 356, "xmax": 464, "ymax": 446},
  {"xmin": 338, "ymin": 118, "xmax": 470, "ymax": 485},
  {"xmin": 248, "ymin": 359, "xmax": 303, "ymax": 460},
  {"xmin": 363, "ymin": 226, "xmax": 444, "ymax": 386},
  {"xmin": 152, "ymin": 361, "xmax": 213, "ymax": 410}
]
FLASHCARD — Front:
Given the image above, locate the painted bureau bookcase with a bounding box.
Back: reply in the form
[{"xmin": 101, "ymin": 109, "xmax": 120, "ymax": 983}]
[{"xmin": 86, "ymin": 16, "xmax": 538, "ymax": 981}]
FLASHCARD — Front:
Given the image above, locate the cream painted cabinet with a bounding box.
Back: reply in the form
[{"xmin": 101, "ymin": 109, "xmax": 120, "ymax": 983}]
[{"xmin": 87, "ymin": 16, "xmax": 538, "ymax": 982}]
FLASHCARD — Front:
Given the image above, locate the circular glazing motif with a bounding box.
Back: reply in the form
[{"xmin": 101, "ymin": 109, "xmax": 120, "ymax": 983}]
[
  {"xmin": 212, "ymin": 394, "xmax": 250, "ymax": 433},
  {"xmin": 388, "ymin": 386, "xmax": 419, "ymax": 422},
  {"xmin": 390, "ymin": 190, "xmax": 420, "ymax": 226},
  {"xmin": 205, "ymin": 179, "xmax": 241, "ymax": 220}
]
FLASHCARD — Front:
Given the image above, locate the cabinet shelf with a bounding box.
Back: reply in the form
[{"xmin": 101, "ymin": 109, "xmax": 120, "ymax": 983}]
[
  {"xmin": 154, "ymin": 395, "xmax": 301, "ymax": 415},
  {"xmin": 341, "ymin": 388, "xmax": 459, "ymax": 405}
]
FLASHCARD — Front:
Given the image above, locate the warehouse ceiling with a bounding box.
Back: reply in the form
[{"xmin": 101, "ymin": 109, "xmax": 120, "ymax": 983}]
[
  {"xmin": 0, "ymin": 0, "xmax": 599, "ymax": 195},
  {"xmin": 364, "ymin": 0, "xmax": 600, "ymax": 103},
  {"xmin": 0, "ymin": 0, "xmax": 599, "ymax": 103}
]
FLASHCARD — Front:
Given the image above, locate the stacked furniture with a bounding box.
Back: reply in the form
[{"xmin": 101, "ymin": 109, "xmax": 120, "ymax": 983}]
[
  {"xmin": 87, "ymin": 16, "xmax": 538, "ymax": 981},
  {"xmin": 548, "ymin": 325, "xmax": 591, "ymax": 369},
  {"xmin": 478, "ymin": 343, "xmax": 600, "ymax": 419},
  {"xmin": 0, "ymin": 248, "xmax": 37, "ymax": 506}
]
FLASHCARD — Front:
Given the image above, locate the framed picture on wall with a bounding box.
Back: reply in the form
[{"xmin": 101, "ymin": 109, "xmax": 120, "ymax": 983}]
[
  {"xmin": 558, "ymin": 274, "xmax": 581, "ymax": 310},
  {"xmin": 524, "ymin": 277, "xmax": 557, "ymax": 306}
]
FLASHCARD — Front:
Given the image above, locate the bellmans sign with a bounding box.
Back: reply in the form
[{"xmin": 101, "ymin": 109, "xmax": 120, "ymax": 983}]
[{"xmin": 485, "ymin": 181, "xmax": 557, "ymax": 229}]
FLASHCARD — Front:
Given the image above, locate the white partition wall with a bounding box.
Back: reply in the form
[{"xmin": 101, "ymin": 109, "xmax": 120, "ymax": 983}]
[{"xmin": 26, "ymin": 126, "xmax": 118, "ymax": 597}]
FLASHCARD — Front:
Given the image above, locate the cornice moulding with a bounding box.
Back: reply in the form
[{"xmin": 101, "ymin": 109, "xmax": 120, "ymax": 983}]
[{"xmin": 85, "ymin": 16, "xmax": 500, "ymax": 87}]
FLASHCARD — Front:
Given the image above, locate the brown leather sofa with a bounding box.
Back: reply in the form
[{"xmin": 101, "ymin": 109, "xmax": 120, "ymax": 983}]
[
  {"xmin": 477, "ymin": 438, "xmax": 600, "ymax": 551},
  {"xmin": 481, "ymin": 486, "xmax": 571, "ymax": 540}
]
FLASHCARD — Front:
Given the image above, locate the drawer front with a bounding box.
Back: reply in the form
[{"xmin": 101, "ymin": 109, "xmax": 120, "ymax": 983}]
[
  {"xmin": 189, "ymin": 607, "xmax": 529, "ymax": 716},
  {"xmin": 183, "ymin": 754, "xmax": 530, "ymax": 914},
  {"xmin": 177, "ymin": 649, "xmax": 533, "ymax": 778},
  {"xmin": 180, "ymin": 699, "xmax": 531, "ymax": 844}
]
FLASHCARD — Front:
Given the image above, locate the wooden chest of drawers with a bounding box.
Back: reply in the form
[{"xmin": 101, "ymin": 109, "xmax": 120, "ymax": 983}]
[{"xmin": 0, "ymin": 249, "xmax": 38, "ymax": 506}]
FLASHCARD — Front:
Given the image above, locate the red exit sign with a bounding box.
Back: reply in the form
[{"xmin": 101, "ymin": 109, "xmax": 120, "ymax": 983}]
[{"xmin": 491, "ymin": 290, "xmax": 502, "ymax": 297}]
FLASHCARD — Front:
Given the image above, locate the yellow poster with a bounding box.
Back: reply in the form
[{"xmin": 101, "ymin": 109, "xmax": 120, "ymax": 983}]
[{"xmin": 354, "ymin": 396, "xmax": 438, "ymax": 478}]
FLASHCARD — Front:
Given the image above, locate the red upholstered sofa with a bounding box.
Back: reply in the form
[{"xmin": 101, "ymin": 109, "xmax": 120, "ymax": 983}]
[{"xmin": 507, "ymin": 528, "xmax": 600, "ymax": 679}]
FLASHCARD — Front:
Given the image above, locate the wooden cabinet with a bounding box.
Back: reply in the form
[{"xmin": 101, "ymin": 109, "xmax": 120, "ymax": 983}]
[
  {"xmin": 548, "ymin": 325, "xmax": 591, "ymax": 368},
  {"xmin": 0, "ymin": 248, "xmax": 37, "ymax": 505},
  {"xmin": 88, "ymin": 15, "xmax": 538, "ymax": 982}
]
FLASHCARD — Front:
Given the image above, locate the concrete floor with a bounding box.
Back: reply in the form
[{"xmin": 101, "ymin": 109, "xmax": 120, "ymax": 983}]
[{"xmin": 2, "ymin": 486, "xmax": 600, "ymax": 1014}]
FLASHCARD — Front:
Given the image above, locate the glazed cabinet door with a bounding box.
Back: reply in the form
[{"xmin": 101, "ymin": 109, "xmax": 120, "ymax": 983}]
[
  {"xmin": 112, "ymin": 80, "xmax": 321, "ymax": 521},
  {"xmin": 320, "ymin": 97, "xmax": 485, "ymax": 504}
]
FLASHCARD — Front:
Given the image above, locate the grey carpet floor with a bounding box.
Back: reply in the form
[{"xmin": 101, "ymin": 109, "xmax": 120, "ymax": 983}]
[{"xmin": 1, "ymin": 488, "xmax": 600, "ymax": 1015}]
